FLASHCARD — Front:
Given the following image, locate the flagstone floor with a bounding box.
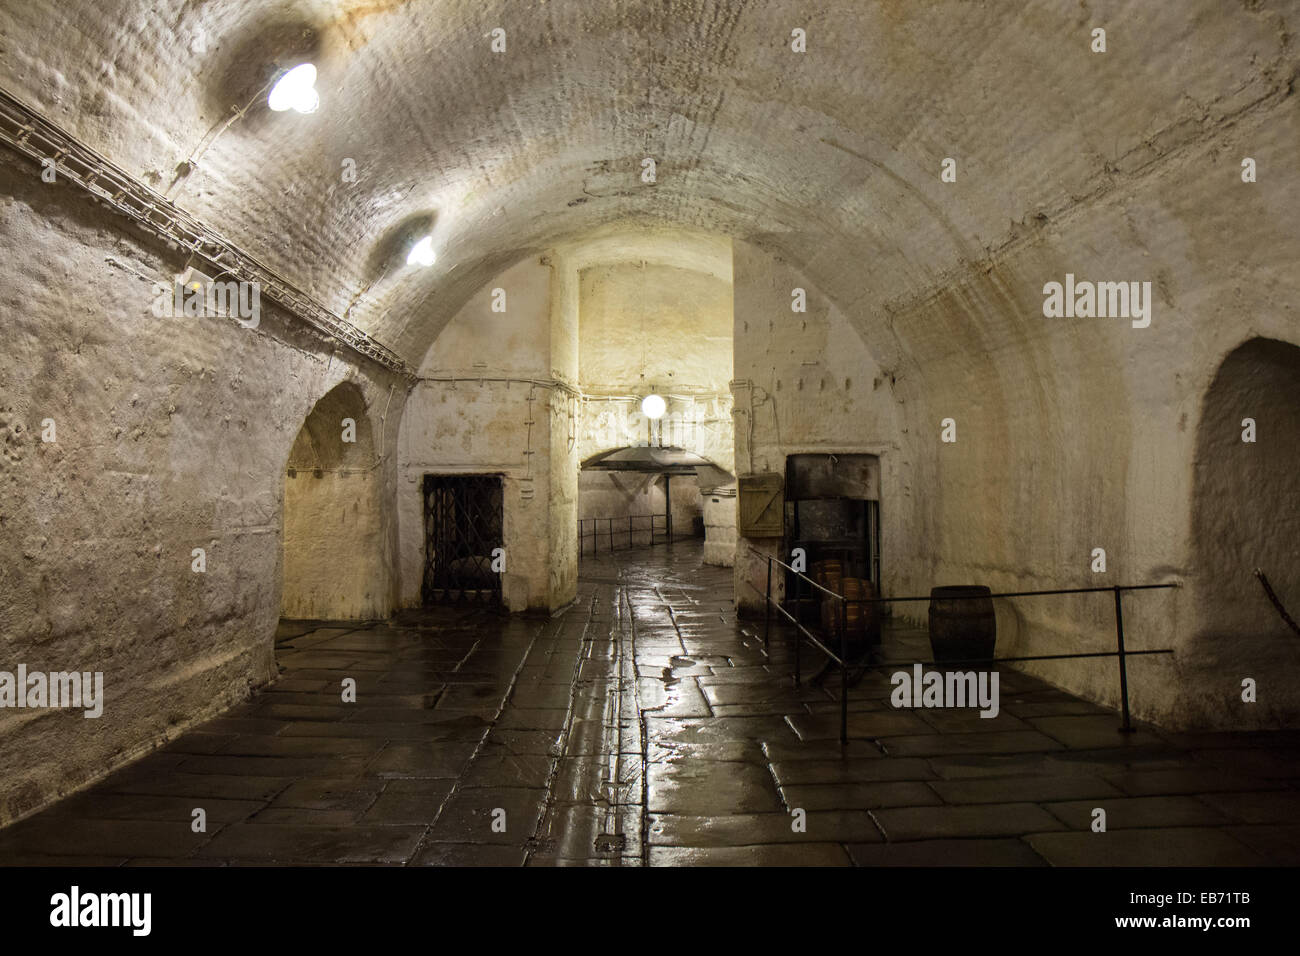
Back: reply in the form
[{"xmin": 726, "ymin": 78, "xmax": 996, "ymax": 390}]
[{"xmin": 1, "ymin": 541, "xmax": 1297, "ymax": 866}]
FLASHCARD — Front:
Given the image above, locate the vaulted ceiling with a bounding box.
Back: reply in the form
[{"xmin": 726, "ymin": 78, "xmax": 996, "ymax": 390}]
[{"xmin": 0, "ymin": 0, "xmax": 1292, "ymax": 366}]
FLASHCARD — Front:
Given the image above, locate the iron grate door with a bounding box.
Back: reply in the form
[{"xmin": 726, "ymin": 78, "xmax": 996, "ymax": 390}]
[{"xmin": 422, "ymin": 474, "xmax": 504, "ymax": 605}]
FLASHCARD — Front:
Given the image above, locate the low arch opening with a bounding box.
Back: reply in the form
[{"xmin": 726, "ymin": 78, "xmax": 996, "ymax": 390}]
[
  {"xmin": 281, "ymin": 381, "xmax": 385, "ymax": 620},
  {"xmin": 1189, "ymin": 337, "xmax": 1300, "ymax": 718}
]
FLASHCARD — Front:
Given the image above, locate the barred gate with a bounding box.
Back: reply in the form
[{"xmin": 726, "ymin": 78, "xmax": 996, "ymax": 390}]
[{"xmin": 422, "ymin": 474, "xmax": 504, "ymax": 605}]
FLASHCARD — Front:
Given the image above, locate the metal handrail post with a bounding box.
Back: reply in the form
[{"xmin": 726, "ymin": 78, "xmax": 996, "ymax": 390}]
[
  {"xmin": 665, "ymin": 474, "xmax": 672, "ymax": 544},
  {"xmin": 840, "ymin": 594, "xmax": 849, "ymax": 745},
  {"xmin": 793, "ymin": 566, "xmax": 800, "ymax": 630},
  {"xmin": 793, "ymin": 564, "xmax": 801, "ymax": 686},
  {"xmin": 764, "ymin": 556, "xmax": 772, "ymax": 651},
  {"xmin": 1114, "ymin": 586, "xmax": 1134, "ymax": 734}
]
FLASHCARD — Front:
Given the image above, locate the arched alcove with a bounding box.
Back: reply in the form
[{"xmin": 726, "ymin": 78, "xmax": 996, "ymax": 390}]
[
  {"xmin": 281, "ymin": 381, "xmax": 385, "ymax": 619},
  {"xmin": 578, "ymin": 446, "xmax": 736, "ymax": 563},
  {"xmin": 1189, "ymin": 337, "xmax": 1300, "ymax": 719}
]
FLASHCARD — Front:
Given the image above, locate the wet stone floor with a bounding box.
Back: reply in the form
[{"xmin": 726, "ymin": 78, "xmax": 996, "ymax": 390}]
[{"xmin": 2, "ymin": 541, "xmax": 1299, "ymax": 867}]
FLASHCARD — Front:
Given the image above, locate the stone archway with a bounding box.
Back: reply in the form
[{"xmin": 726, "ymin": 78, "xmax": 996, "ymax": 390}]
[
  {"xmin": 1189, "ymin": 337, "xmax": 1300, "ymax": 722},
  {"xmin": 281, "ymin": 381, "xmax": 386, "ymax": 620},
  {"xmin": 578, "ymin": 446, "xmax": 736, "ymax": 564}
]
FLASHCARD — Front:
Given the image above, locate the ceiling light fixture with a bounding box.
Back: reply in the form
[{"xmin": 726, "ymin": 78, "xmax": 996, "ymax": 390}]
[
  {"xmin": 176, "ymin": 266, "xmax": 212, "ymax": 295},
  {"xmin": 641, "ymin": 394, "xmax": 667, "ymax": 420},
  {"xmin": 268, "ymin": 63, "xmax": 320, "ymax": 114},
  {"xmin": 406, "ymin": 235, "xmax": 436, "ymax": 267}
]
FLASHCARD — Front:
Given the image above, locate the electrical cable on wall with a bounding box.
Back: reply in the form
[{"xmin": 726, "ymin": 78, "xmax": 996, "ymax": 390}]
[
  {"xmin": 166, "ymin": 75, "xmax": 278, "ymax": 198},
  {"xmin": 1256, "ymin": 569, "xmax": 1300, "ymax": 638}
]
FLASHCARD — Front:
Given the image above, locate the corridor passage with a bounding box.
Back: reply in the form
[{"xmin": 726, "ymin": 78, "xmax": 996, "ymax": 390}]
[{"xmin": 1, "ymin": 542, "xmax": 1297, "ymax": 867}]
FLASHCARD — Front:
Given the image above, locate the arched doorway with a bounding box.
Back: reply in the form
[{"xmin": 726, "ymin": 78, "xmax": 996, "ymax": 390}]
[
  {"xmin": 282, "ymin": 381, "xmax": 386, "ymax": 620},
  {"xmin": 1190, "ymin": 337, "xmax": 1300, "ymax": 718},
  {"xmin": 578, "ymin": 446, "xmax": 736, "ymax": 564}
]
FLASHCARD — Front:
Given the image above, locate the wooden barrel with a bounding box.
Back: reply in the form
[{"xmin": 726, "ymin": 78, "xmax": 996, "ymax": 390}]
[
  {"xmin": 928, "ymin": 586, "xmax": 996, "ymax": 663},
  {"xmin": 808, "ymin": 560, "xmax": 843, "ymax": 626},
  {"xmin": 821, "ymin": 577, "xmax": 881, "ymax": 654},
  {"xmin": 845, "ymin": 578, "xmax": 883, "ymax": 647},
  {"xmin": 811, "ymin": 559, "xmax": 843, "ymax": 589}
]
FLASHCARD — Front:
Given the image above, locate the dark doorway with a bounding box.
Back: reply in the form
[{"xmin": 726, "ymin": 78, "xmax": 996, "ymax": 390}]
[
  {"xmin": 422, "ymin": 474, "xmax": 504, "ymax": 605},
  {"xmin": 783, "ymin": 454, "xmax": 881, "ymax": 622}
]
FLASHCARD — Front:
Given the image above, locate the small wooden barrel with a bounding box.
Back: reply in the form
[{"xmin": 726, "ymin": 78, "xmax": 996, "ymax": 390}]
[
  {"xmin": 808, "ymin": 560, "xmax": 843, "ymax": 625},
  {"xmin": 821, "ymin": 577, "xmax": 881, "ymax": 654},
  {"xmin": 811, "ymin": 559, "xmax": 843, "ymax": 589},
  {"xmin": 928, "ymin": 585, "xmax": 996, "ymax": 663}
]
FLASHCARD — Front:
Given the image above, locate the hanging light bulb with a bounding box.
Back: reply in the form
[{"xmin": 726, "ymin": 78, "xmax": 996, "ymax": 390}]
[
  {"xmin": 641, "ymin": 394, "xmax": 667, "ymax": 420},
  {"xmin": 268, "ymin": 63, "xmax": 320, "ymax": 114},
  {"xmin": 406, "ymin": 235, "xmax": 436, "ymax": 267}
]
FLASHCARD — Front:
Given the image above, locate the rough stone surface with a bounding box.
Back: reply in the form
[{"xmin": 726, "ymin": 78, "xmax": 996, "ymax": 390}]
[
  {"xmin": 1, "ymin": 0, "xmax": 1297, "ymax": 828},
  {"xmin": 0, "ymin": 152, "xmax": 405, "ymax": 827}
]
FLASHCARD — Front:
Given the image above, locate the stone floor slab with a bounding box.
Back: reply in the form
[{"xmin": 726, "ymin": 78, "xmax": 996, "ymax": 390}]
[
  {"xmin": 928, "ymin": 774, "xmax": 1123, "ymax": 805},
  {"xmin": 648, "ymin": 811, "xmax": 882, "ymax": 846},
  {"xmin": 873, "ymin": 803, "xmax": 1066, "ymax": 841},
  {"xmin": 1041, "ymin": 795, "xmax": 1232, "ymax": 830},
  {"xmin": 647, "ymin": 843, "xmax": 853, "ymax": 866},
  {"xmin": 198, "ymin": 824, "xmax": 424, "ymax": 863},
  {"xmin": 779, "ymin": 781, "xmax": 945, "ymax": 811},
  {"xmin": 846, "ymin": 838, "xmax": 1048, "ymax": 867},
  {"xmin": 1026, "ymin": 828, "xmax": 1267, "ymax": 866}
]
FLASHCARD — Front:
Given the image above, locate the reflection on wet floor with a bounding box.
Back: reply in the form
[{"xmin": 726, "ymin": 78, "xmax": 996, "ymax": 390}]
[{"xmin": 2, "ymin": 540, "xmax": 1298, "ymax": 866}]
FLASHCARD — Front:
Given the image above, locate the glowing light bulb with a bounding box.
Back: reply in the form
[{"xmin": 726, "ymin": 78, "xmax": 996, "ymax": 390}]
[
  {"xmin": 406, "ymin": 235, "xmax": 436, "ymax": 267},
  {"xmin": 268, "ymin": 64, "xmax": 319, "ymax": 114},
  {"xmin": 641, "ymin": 394, "xmax": 666, "ymax": 420}
]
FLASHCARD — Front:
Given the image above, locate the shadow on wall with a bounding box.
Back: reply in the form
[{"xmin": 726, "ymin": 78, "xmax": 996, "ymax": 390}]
[
  {"xmin": 1189, "ymin": 336, "xmax": 1300, "ymax": 724},
  {"xmin": 282, "ymin": 381, "xmax": 385, "ymax": 620}
]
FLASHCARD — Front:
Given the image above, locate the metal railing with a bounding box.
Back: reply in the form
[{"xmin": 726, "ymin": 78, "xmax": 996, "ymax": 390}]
[
  {"xmin": 746, "ymin": 546, "xmax": 1177, "ymax": 745},
  {"xmin": 578, "ymin": 514, "xmax": 674, "ymax": 556}
]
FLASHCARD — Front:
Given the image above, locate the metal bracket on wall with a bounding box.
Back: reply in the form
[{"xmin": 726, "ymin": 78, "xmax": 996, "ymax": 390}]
[{"xmin": 0, "ymin": 85, "xmax": 417, "ymax": 383}]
